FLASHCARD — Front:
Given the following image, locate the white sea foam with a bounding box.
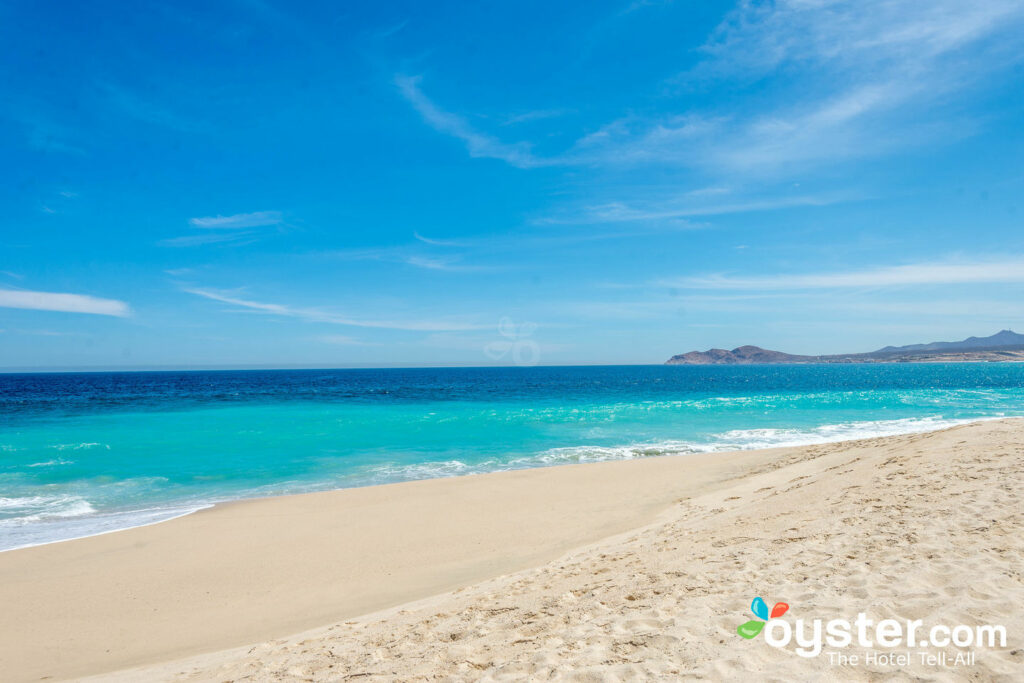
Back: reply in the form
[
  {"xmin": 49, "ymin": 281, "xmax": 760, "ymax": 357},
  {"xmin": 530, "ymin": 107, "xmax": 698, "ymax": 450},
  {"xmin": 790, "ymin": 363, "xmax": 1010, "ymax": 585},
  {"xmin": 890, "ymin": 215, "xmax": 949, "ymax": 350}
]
[
  {"xmin": 0, "ymin": 494, "xmax": 99, "ymax": 542},
  {"xmin": 367, "ymin": 459, "xmax": 481, "ymax": 482},
  {"xmin": 0, "ymin": 494, "xmax": 94, "ymax": 517},
  {"xmin": 353, "ymin": 415, "xmax": 989, "ymax": 485},
  {"xmin": 0, "ymin": 503, "xmax": 211, "ymax": 552},
  {"xmin": 26, "ymin": 458, "xmax": 73, "ymax": 467}
]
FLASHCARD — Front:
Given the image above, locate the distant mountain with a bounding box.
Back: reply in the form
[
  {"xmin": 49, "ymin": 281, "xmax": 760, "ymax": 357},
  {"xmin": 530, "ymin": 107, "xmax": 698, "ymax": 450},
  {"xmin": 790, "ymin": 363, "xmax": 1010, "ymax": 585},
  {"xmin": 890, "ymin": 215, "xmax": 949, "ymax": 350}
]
[
  {"xmin": 874, "ymin": 329, "xmax": 1024, "ymax": 354},
  {"xmin": 666, "ymin": 345, "xmax": 813, "ymax": 365},
  {"xmin": 666, "ymin": 330, "xmax": 1024, "ymax": 365}
]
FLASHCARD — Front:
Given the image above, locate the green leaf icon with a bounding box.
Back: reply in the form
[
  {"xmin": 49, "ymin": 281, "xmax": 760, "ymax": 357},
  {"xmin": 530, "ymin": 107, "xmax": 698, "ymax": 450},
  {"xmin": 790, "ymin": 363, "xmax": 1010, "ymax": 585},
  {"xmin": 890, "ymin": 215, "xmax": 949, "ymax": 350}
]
[{"xmin": 737, "ymin": 620, "xmax": 764, "ymax": 639}]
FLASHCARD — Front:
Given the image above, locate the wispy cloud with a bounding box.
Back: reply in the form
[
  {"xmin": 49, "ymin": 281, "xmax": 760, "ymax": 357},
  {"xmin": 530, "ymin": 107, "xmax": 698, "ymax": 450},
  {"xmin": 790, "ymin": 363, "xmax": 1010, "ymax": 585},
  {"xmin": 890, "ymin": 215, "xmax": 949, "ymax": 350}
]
[
  {"xmin": 184, "ymin": 287, "xmax": 486, "ymax": 331},
  {"xmin": 324, "ymin": 244, "xmax": 494, "ymax": 272},
  {"xmin": 0, "ymin": 288, "xmax": 131, "ymax": 317},
  {"xmin": 659, "ymin": 259, "xmax": 1024, "ymax": 291},
  {"xmin": 189, "ymin": 211, "xmax": 283, "ymax": 229},
  {"xmin": 158, "ymin": 232, "xmax": 260, "ymax": 248},
  {"xmin": 694, "ymin": 0, "xmax": 1023, "ymax": 80},
  {"xmin": 539, "ymin": 192, "xmax": 859, "ymax": 224},
  {"xmin": 629, "ymin": 0, "xmax": 1023, "ymax": 172},
  {"xmin": 406, "ymin": 220, "xmax": 709, "ymax": 254},
  {"xmin": 402, "ymin": 255, "xmax": 478, "ymax": 272},
  {"xmin": 160, "ymin": 211, "xmax": 285, "ymax": 248},
  {"xmin": 397, "ymin": 2, "xmax": 1024, "ymax": 176},
  {"xmin": 396, "ymin": 75, "xmax": 549, "ymax": 169},
  {"xmin": 412, "ymin": 231, "xmax": 472, "ymax": 247}
]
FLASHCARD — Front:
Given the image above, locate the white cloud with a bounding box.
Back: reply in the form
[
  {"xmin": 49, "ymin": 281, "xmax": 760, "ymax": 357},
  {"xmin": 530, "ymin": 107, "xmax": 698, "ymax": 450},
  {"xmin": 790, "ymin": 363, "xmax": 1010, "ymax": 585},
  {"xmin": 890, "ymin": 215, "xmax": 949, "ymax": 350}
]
[
  {"xmin": 401, "ymin": 255, "xmax": 491, "ymax": 272},
  {"xmin": 542, "ymin": 192, "xmax": 857, "ymax": 224},
  {"xmin": 322, "ymin": 243, "xmax": 494, "ymax": 272},
  {"xmin": 184, "ymin": 287, "xmax": 486, "ymax": 331},
  {"xmin": 158, "ymin": 232, "xmax": 259, "ymax": 248},
  {"xmin": 189, "ymin": 211, "xmax": 283, "ymax": 229},
  {"xmin": 395, "ymin": 75, "xmax": 548, "ymax": 169},
  {"xmin": 159, "ymin": 211, "xmax": 285, "ymax": 248},
  {"xmin": 396, "ymin": 2, "xmax": 1024, "ymax": 175},
  {"xmin": 668, "ymin": 0, "xmax": 1024, "ymax": 171},
  {"xmin": 661, "ymin": 259, "xmax": 1024, "ymax": 290},
  {"xmin": 412, "ymin": 231, "xmax": 471, "ymax": 247},
  {"xmin": 697, "ymin": 0, "xmax": 1023, "ymax": 78},
  {"xmin": 0, "ymin": 289, "xmax": 131, "ymax": 317}
]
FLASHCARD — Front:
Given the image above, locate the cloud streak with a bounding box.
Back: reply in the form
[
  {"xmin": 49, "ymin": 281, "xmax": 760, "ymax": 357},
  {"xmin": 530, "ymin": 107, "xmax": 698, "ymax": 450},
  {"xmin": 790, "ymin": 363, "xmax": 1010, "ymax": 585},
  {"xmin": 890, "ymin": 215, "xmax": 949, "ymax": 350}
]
[
  {"xmin": 539, "ymin": 192, "xmax": 860, "ymax": 225},
  {"xmin": 396, "ymin": 75, "xmax": 549, "ymax": 169},
  {"xmin": 159, "ymin": 211, "xmax": 285, "ymax": 248},
  {"xmin": 158, "ymin": 232, "xmax": 260, "ymax": 248},
  {"xmin": 184, "ymin": 288, "xmax": 486, "ymax": 331},
  {"xmin": 660, "ymin": 259, "xmax": 1024, "ymax": 291},
  {"xmin": 323, "ymin": 245, "xmax": 494, "ymax": 272},
  {"xmin": 0, "ymin": 289, "xmax": 131, "ymax": 317},
  {"xmin": 189, "ymin": 211, "xmax": 283, "ymax": 229}
]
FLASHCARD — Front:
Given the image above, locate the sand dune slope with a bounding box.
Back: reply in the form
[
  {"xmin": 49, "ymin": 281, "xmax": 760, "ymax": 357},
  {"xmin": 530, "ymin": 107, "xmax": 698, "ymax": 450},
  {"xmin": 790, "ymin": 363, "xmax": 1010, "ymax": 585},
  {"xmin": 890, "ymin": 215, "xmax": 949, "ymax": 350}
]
[{"xmin": 101, "ymin": 419, "xmax": 1024, "ymax": 681}]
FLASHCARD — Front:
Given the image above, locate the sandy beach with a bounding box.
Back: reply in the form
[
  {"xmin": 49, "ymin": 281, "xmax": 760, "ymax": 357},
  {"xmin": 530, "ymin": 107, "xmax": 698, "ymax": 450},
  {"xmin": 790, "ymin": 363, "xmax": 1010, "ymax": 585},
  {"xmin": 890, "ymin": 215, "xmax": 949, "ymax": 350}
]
[{"xmin": 2, "ymin": 419, "xmax": 1021, "ymax": 681}]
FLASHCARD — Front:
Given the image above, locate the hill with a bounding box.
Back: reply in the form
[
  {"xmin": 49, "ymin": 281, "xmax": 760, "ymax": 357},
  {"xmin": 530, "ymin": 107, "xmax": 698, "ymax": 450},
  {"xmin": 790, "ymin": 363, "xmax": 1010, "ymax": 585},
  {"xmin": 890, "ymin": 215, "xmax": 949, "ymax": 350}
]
[{"xmin": 666, "ymin": 330, "xmax": 1024, "ymax": 365}]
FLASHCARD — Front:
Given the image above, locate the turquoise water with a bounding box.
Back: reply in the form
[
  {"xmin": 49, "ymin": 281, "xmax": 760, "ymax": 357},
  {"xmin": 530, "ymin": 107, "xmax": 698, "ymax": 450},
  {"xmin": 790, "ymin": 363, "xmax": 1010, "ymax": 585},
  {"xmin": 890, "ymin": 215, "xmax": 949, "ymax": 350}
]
[{"xmin": 2, "ymin": 364, "xmax": 1023, "ymax": 550}]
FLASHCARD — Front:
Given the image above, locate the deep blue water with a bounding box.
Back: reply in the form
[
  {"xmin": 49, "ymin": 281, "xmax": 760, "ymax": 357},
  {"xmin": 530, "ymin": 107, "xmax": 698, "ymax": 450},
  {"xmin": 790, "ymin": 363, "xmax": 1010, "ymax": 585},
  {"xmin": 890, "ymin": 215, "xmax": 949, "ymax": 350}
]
[{"xmin": 2, "ymin": 364, "xmax": 1023, "ymax": 550}]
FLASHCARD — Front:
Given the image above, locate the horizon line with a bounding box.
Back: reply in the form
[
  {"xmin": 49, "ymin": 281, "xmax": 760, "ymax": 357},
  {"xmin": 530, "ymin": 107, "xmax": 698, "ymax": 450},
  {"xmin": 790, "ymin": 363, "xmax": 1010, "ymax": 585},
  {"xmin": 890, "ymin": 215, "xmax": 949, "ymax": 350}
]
[{"xmin": 0, "ymin": 361, "xmax": 665, "ymax": 375}]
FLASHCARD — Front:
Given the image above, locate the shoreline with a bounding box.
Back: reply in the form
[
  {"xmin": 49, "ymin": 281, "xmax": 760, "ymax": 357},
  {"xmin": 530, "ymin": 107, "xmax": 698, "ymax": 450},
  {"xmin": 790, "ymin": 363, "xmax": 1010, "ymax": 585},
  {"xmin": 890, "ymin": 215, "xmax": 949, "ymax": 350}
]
[
  {"xmin": 0, "ymin": 414, "xmax": 1001, "ymax": 554},
  {"xmin": 2, "ymin": 418, "xmax": 1021, "ymax": 681},
  {"xmin": 1, "ymin": 441, "xmax": 789, "ymax": 681},
  {"xmin": 0, "ymin": 504, "xmax": 214, "ymax": 555}
]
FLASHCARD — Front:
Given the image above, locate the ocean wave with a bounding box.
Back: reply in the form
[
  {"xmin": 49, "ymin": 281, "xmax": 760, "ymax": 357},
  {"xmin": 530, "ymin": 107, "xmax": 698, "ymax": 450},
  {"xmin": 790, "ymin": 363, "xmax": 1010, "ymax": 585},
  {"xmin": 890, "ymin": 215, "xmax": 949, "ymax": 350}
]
[
  {"xmin": 367, "ymin": 459, "xmax": 480, "ymax": 481},
  {"xmin": 349, "ymin": 415, "xmax": 985, "ymax": 484},
  {"xmin": 48, "ymin": 442, "xmax": 109, "ymax": 451},
  {"xmin": 700, "ymin": 415, "xmax": 979, "ymax": 451},
  {"xmin": 0, "ymin": 503, "xmax": 211, "ymax": 552},
  {"xmin": 26, "ymin": 458, "xmax": 74, "ymax": 468},
  {"xmin": 0, "ymin": 494, "xmax": 96, "ymax": 522}
]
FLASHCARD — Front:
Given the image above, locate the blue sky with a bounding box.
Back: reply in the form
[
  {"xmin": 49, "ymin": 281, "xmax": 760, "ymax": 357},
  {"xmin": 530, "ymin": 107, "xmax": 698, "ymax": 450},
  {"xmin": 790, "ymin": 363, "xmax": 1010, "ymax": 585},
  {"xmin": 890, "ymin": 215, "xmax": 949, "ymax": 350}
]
[{"xmin": 2, "ymin": 0, "xmax": 1024, "ymax": 369}]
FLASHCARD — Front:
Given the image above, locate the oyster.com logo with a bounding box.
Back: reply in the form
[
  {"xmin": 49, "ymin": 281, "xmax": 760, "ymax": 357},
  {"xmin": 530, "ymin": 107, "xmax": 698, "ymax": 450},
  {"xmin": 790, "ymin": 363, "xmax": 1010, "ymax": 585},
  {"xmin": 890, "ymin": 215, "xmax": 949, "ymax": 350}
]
[
  {"xmin": 737, "ymin": 596, "xmax": 789, "ymax": 639},
  {"xmin": 735, "ymin": 596, "xmax": 1006, "ymax": 665}
]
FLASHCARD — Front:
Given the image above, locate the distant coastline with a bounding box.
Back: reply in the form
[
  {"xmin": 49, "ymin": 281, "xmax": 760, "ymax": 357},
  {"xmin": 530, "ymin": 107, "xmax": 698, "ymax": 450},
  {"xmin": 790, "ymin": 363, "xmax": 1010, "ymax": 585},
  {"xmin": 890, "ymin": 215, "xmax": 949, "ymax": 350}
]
[{"xmin": 666, "ymin": 329, "xmax": 1024, "ymax": 365}]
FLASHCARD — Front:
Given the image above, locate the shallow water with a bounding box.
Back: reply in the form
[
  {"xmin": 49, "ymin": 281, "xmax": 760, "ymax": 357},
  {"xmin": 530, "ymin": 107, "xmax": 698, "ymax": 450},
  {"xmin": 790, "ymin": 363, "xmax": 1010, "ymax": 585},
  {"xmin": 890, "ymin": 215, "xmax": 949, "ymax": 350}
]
[{"xmin": 2, "ymin": 364, "xmax": 1023, "ymax": 550}]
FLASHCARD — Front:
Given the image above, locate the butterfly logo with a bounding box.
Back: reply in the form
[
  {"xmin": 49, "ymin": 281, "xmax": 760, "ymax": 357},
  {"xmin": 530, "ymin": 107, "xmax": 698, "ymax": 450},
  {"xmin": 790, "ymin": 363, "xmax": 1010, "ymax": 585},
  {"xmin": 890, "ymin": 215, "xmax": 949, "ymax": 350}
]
[
  {"xmin": 483, "ymin": 317, "xmax": 540, "ymax": 366},
  {"xmin": 737, "ymin": 597, "xmax": 789, "ymax": 639}
]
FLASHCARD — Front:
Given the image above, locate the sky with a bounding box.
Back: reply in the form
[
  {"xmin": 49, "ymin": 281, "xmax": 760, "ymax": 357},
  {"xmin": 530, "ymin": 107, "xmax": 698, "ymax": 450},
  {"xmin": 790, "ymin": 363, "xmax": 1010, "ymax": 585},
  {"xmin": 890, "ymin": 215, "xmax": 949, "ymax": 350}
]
[{"xmin": 2, "ymin": 0, "xmax": 1024, "ymax": 369}]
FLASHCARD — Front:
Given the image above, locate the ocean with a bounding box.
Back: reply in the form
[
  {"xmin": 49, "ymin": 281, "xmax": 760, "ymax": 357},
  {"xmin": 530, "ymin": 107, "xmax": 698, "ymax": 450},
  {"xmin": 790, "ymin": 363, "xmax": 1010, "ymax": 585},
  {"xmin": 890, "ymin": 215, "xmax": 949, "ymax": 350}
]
[{"xmin": 2, "ymin": 364, "xmax": 1023, "ymax": 551}]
